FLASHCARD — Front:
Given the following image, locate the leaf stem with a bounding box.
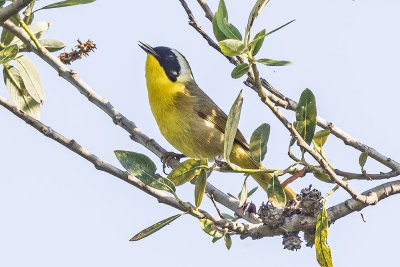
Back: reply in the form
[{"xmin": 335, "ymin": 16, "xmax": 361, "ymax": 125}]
[{"xmin": 17, "ymin": 17, "xmax": 40, "ymax": 49}]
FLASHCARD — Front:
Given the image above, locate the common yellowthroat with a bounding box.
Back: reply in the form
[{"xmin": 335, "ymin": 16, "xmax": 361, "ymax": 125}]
[{"xmin": 138, "ymin": 42, "xmax": 296, "ymax": 200}]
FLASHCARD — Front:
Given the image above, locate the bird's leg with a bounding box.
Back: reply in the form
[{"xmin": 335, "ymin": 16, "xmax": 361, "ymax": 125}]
[{"xmin": 161, "ymin": 152, "xmax": 186, "ymax": 174}]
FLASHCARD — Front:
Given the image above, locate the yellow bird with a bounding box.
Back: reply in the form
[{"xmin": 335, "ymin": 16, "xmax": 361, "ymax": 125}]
[{"xmin": 138, "ymin": 42, "xmax": 296, "ymax": 200}]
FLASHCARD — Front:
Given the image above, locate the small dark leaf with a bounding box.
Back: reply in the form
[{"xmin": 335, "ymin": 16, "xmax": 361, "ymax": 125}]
[
  {"xmin": 295, "ymin": 88, "xmax": 317, "ymax": 145},
  {"xmin": 315, "ymin": 202, "xmax": 333, "ymax": 267},
  {"xmin": 199, "ymin": 219, "xmax": 224, "ymax": 238},
  {"xmin": 194, "ymin": 169, "xmax": 207, "ymax": 209},
  {"xmin": 218, "ymin": 39, "xmax": 246, "ymax": 56},
  {"xmin": 224, "ymin": 90, "xmax": 243, "ymax": 163},
  {"xmin": 250, "ymin": 29, "xmax": 266, "ymax": 56},
  {"xmin": 256, "ymin": 58, "xmax": 292, "ymax": 66},
  {"xmin": 313, "ymin": 129, "xmax": 330, "ymax": 148},
  {"xmin": 249, "ymin": 123, "xmax": 270, "ymax": 163},
  {"xmin": 114, "ymin": 150, "xmax": 176, "ymax": 193},
  {"xmin": 168, "ymin": 158, "xmax": 208, "ymax": 186},
  {"xmin": 224, "ymin": 234, "xmax": 232, "ymax": 250},
  {"xmin": 231, "ymin": 63, "xmax": 249, "ymax": 79},
  {"xmin": 221, "ymin": 213, "xmax": 235, "ymax": 220},
  {"xmin": 359, "ymin": 152, "xmax": 368, "ymax": 171},
  {"xmin": 247, "ymin": 186, "xmax": 258, "ymax": 198},
  {"xmin": 130, "ymin": 213, "xmax": 184, "ymax": 241},
  {"xmin": 36, "ymin": 0, "xmax": 96, "ymax": 11},
  {"xmin": 313, "ymin": 171, "xmax": 333, "ymax": 183},
  {"xmin": 267, "ymin": 175, "xmax": 286, "ymax": 209}
]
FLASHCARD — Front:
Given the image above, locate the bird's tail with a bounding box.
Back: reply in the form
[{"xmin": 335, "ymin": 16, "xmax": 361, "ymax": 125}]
[{"xmin": 230, "ymin": 144, "xmax": 297, "ymax": 200}]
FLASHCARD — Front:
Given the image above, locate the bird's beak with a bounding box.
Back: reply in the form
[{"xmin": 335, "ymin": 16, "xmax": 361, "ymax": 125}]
[{"xmin": 138, "ymin": 41, "xmax": 159, "ymax": 59}]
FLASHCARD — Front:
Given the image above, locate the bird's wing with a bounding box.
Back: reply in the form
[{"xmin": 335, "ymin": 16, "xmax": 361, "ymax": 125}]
[{"xmin": 187, "ymin": 81, "xmax": 250, "ymax": 151}]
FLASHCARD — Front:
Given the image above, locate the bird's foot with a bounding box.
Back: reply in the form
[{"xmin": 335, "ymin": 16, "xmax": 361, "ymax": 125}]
[{"xmin": 161, "ymin": 152, "xmax": 186, "ymax": 174}]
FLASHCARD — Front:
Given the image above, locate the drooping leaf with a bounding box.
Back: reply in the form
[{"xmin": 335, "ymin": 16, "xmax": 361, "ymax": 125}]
[
  {"xmin": 218, "ymin": 39, "xmax": 247, "ymax": 57},
  {"xmin": 249, "ymin": 123, "xmax": 270, "ymax": 163},
  {"xmin": 224, "ymin": 234, "xmax": 232, "ymax": 250},
  {"xmin": 295, "ymin": 88, "xmax": 317, "ymax": 145},
  {"xmin": 11, "ymin": 22, "xmax": 51, "ymax": 46},
  {"xmin": 194, "ymin": 169, "xmax": 207, "ymax": 209},
  {"xmin": 168, "ymin": 158, "xmax": 208, "ymax": 186},
  {"xmin": 130, "ymin": 213, "xmax": 184, "ymax": 241},
  {"xmin": 231, "ymin": 63, "xmax": 249, "ymax": 79},
  {"xmin": 224, "ymin": 90, "xmax": 243, "ymax": 163},
  {"xmin": 247, "ymin": 186, "xmax": 258, "ymax": 198},
  {"xmin": 256, "ymin": 58, "xmax": 292, "ymax": 66},
  {"xmin": 199, "ymin": 219, "xmax": 224, "ymax": 238},
  {"xmin": 0, "ymin": 44, "xmax": 19, "ymax": 64},
  {"xmin": 3, "ymin": 64, "xmax": 41, "ymax": 119},
  {"xmin": 313, "ymin": 171, "xmax": 333, "ymax": 183},
  {"xmin": 36, "ymin": 0, "xmax": 96, "ymax": 11},
  {"xmin": 20, "ymin": 39, "xmax": 66, "ymax": 52},
  {"xmin": 238, "ymin": 178, "xmax": 247, "ymax": 208},
  {"xmin": 315, "ymin": 202, "xmax": 333, "ymax": 267},
  {"xmin": 114, "ymin": 150, "xmax": 176, "ymax": 193},
  {"xmin": 215, "ymin": 0, "xmax": 242, "ymax": 41},
  {"xmin": 250, "ymin": 29, "xmax": 266, "ymax": 56},
  {"xmin": 313, "ymin": 129, "xmax": 330, "ymax": 148},
  {"xmin": 359, "ymin": 152, "xmax": 368, "ymax": 172},
  {"xmin": 267, "ymin": 175, "xmax": 286, "ymax": 209},
  {"xmin": 245, "ymin": 0, "xmax": 269, "ymax": 41},
  {"xmin": 16, "ymin": 55, "xmax": 45, "ymax": 104}
]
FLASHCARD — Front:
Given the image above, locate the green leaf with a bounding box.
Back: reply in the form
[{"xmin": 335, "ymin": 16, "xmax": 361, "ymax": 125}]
[
  {"xmin": 212, "ymin": 236, "xmax": 223, "ymax": 243},
  {"xmin": 218, "ymin": 39, "xmax": 247, "ymax": 57},
  {"xmin": 1, "ymin": 15, "xmax": 20, "ymax": 46},
  {"xmin": 36, "ymin": 0, "xmax": 96, "ymax": 11},
  {"xmin": 199, "ymin": 219, "xmax": 224, "ymax": 238},
  {"xmin": 238, "ymin": 178, "xmax": 247, "ymax": 208},
  {"xmin": 264, "ymin": 19, "xmax": 296, "ymax": 38},
  {"xmin": 212, "ymin": 10, "xmax": 227, "ymax": 42},
  {"xmin": 224, "ymin": 234, "xmax": 232, "ymax": 250},
  {"xmin": 168, "ymin": 158, "xmax": 208, "ymax": 186},
  {"xmin": 250, "ymin": 29, "xmax": 266, "ymax": 56},
  {"xmin": 221, "ymin": 213, "xmax": 235, "ymax": 220},
  {"xmin": 247, "ymin": 186, "xmax": 258, "ymax": 198},
  {"xmin": 224, "ymin": 90, "xmax": 243, "ymax": 163},
  {"xmin": 11, "ymin": 22, "xmax": 51, "ymax": 46},
  {"xmin": 23, "ymin": 2, "xmax": 34, "ymax": 25},
  {"xmin": 359, "ymin": 152, "xmax": 368, "ymax": 171},
  {"xmin": 315, "ymin": 202, "xmax": 333, "ymax": 267},
  {"xmin": 231, "ymin": 63, "xmax": 249, "ymax": 79},
  {"xmin": 215, "ymin": 0, "xmax": 242, "ymax": 41},
  {"xmin": 249, "ymin": 123, "xmax": 270, "ymax": 163},
  {"xmin": 3, "ymin": 64, "xmax": 41, "ymax": 119},
  {"xmin": 256, "ymin": 58, "xmax": 292, "ymax": 66},
  {"xmin": 194, "ymin": 169, "xmax": 207, "ymax": 209},
  {"xmin": 295, "ymin": 88, "xmax": 317, "ymax": 145},
  {"xmin": 313, "ymin": 129, "xmax": 330, "ymax": 148},
  {"xmin": 245, "ymin": 0, "xmax": 270, "ymax": 40},
  {"xmin": 0, "ymin": 44, "xmax": 19, "ymax": 64},
  {"xmin": 31, "ymin": 39, "xmax": 66, "ymax": 52},
  {"xmin": 267, "ymin": 175, "xmax": 286, "ymax": 209},
  {"xmin": 16, "ymin": 55, "xmax": 45, "ymax": 104},
  {"xmin": 114, "ymin": 150, "xmax": 176, "ymax": 193},
  {"xmin": 313, "ymin": 171, "xmax": 333, "ymax": 183},
  {"xmin": 130, "ymin": 213, "xmax": 184, "ymax": 241}
]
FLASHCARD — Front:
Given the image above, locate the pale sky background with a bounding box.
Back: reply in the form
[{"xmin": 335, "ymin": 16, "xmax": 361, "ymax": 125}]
[{"xmin": 1, "ymin": 0, "xmax": 399, "ymax": 266}]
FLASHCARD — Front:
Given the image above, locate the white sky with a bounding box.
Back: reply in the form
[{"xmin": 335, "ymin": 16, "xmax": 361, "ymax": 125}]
[{"xmin": 1, "ymin": 0, "xmax": 399, "ymax": 266}]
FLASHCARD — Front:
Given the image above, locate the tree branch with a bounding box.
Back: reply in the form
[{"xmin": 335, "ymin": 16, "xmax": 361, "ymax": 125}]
[{"xmin": 0, "ymin": 0, "xmax": 33, "ymax": 24}]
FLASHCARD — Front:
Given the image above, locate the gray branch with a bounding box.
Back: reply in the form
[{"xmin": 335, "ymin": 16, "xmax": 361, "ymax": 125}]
[{"xmin": 0, "ymin": 0, "xmax": 33, "ymax": 24}]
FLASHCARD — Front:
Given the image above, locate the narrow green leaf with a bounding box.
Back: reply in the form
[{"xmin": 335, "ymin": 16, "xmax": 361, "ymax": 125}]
[
  {"xmin": 249, "ymin": 123, "xmax": 270, "ymax": 163},
  {"xmin": 265, "ymin": 19, "xmax": 296, "ymax": 37},
  {"xmin": 359, "ymin": 152, "xmax": 368, "ymax": 171},
  {"xmin": 114, "ymin": 150, "xmax": 176, "ymax": 193},
  {"xmin": 224, "ymin": 90, "xmax": 243, "ymax": 163},
  {"xmin": 245, "ymin": 0, "xmax": 270, "ymax": 39},
  {"xmin": 250, "ymin": 29, "xmax": 266, "ymax": 56},
  {"xmin": 256, "ymin": 58, "xmax": 292, "ymax": 66},
  {"xmin": 231, "ymin": 63, "xmax": 249, "ymax": 79},
  {"xmin": 194, "ymin": 169, "xmax": 207, "ymax": 209},
  {"xmin": 16, "ymin": 55, "xmax": 45, "ymax": 104},
  {"xmin": 224, "ymin": 234, "xmax": 232, "ymax": 250},
  {"xmin": 295, "ymin": 88, "xmax": 317, "ymax": 145},
  {"xmin": 11, "ymin": 22, "xmax": 51, "ymax": 46},
  {"xmin": 168, "ymin": 158, "xmax": 208, "ymax": 186},
  {"xmin": 0, "ymin": 44, "xmax": 19, "ymax": 64},
  {"xmin": 215, "ymin": 0, "xmax": 242, "ymax": 40},
  {"xmin": 212, "ymin": 10, "xmax": 227, "ymax": 42},
  {"xmin": 313, "ymin": 129, "xmax": 330, "ymax": 148},
  {"xmin": 247, "ymin": 186, "xmax": 258, "ymax": 198},
  {"xmin": 218, "ymin": 39, "xmax": 246, "ymax": 56},
  {"xmin": 315, "ymin": 202, "xmax": 333, "ymax": 267},
  {"xmin": 199, "ymin": 219, "xmax": 224, "ymax": 238},
  {"xmin": 36, "ymin": 0, "xmax": 96, "ymax": 11},
  {"xmin": 23, "ymin": 2, "xmax": 34, "ymax": 25},
  {"xmin": 20, "ymin": 39, "xmax": 66, "ymax": 53},
  {"xmin": 3, "ymin": 64, "xmax": 41, "ymax": 119},
  {"xmin": 130, "ymin": 213, "xmax": 183, "ymax": 241},
  {"xmin": 238, "ymin": 178, "xmax": 247, "ymax": 208},
  {"xmin": 267, "ymin": 175, "xmax": 286, "ymax": 209},
  {"xmin": 221, "ymin": 213, "xmax": 235, "ymax": 220},
  {"xmin": 212, "ymin": 236, "xmax": 222, "ymax": 243},
  {"xmin": 313, "ymin": 171, "xmax": 333, "ymax": 183}
]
